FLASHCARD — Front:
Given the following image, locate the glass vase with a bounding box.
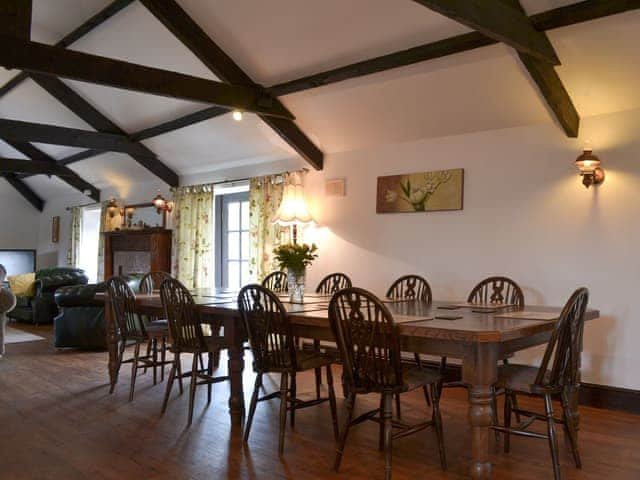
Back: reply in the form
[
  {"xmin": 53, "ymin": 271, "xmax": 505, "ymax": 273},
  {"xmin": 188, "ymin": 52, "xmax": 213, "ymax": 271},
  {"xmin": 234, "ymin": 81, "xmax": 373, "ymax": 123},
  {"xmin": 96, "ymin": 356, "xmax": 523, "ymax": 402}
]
[{"xmin": 287, "ymin": 268, "xmax": 306, "ymax": 304}]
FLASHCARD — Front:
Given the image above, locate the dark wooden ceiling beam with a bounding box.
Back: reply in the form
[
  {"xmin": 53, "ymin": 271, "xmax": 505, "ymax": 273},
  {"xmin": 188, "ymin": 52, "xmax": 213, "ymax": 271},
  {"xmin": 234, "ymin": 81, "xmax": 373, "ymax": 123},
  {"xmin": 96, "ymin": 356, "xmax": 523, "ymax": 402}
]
[
  {"xmin": 140, "ymin": 0, "xmax": 323, "ymax": 170},
  {"xmin": 2, "ymin": 173, "xmax": 44, "ymax": 211},
  {"xmin": 412, "ymin": 0, "xmax": 560, "ymax": 64},
  {"xmin": 269, "ymin": 0, "xmax": 640, "ymax": 97},
  {"xmin": 0, "ymin": 119, "xmax": 156, "ymax": 157},
  {"xmin": 0, "ymin": 0, "xmax": 134, "ymax": 99},
  {"xmin": 29, "ymin": 73, "xmax": 180, "ymax": 186},
  {"xmin": 0, "ymin": 157, "xmax": 73, "ymax": 176},
  {"xmin": 4, "ymin": 140, "xmax": 99, "ymax": 201},
  {"xmin": 0, "ymin": 36, "xmax": 294, "ymax": 120},
  {"xmin": 504, "ymin": 0, "xmax": 579, "ymax": 137},
  {"xmin": 0, "ymin": 0, "xmax": 32, "ymax": 40},
  {"xmin": 130, "ymin": 106, "xmax": 229, "ymax": 141}
]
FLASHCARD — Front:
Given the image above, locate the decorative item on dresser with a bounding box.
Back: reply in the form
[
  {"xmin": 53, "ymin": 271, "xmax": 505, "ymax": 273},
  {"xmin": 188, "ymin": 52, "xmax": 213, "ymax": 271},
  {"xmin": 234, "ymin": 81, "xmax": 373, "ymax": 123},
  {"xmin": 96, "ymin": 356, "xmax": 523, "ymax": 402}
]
[
  {"xmin": 329, "ymin": 287, "xmax": 447, "ymax": 480},
  {"xmin": 160, "ymin": 277, "xmax": 229, "ymax": 427},
  {"xmin": 492, "ymin": 288, "xmax": 589, "ymax": 480},
  {"xmin": 238, "ymin": 284, "xmax": 339, "ymax": 454},
  {"xmin": 103, "ymin": 228, "xmax": 171, "ymax": 280}
]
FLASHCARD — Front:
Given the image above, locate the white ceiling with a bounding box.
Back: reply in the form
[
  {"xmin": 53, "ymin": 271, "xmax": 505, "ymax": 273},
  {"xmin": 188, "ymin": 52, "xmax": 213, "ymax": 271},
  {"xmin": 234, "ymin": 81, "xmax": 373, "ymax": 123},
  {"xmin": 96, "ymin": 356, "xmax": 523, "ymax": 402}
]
[{"xmin": 0, "ymin": 0, "xmax": 639, "ymax": 201}]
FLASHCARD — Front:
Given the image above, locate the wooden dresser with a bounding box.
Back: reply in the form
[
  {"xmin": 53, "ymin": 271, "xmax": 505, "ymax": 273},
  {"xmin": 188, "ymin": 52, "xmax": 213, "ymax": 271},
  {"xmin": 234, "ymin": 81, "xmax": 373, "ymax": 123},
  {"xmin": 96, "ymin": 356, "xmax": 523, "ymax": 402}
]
[{"xmin": 103, "ymin": 229, "xmax": 171, "ymax": 279}]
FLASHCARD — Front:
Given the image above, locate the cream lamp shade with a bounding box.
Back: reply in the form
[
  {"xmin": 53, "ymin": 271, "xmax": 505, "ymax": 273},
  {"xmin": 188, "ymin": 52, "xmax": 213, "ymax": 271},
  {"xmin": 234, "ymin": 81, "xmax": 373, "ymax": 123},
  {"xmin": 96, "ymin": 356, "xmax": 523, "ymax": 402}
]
[{"xmin": 272, "ymin": 180, "xmax": 314, "ymax": 226}]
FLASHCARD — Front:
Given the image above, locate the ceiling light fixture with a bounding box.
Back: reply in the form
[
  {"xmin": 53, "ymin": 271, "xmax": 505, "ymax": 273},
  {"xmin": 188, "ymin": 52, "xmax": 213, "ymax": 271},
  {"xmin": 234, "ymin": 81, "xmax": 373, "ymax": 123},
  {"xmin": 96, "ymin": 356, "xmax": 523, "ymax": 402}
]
[{"xmin": 232, "ymin": 110, "xmax": 243, "ymax": 121}]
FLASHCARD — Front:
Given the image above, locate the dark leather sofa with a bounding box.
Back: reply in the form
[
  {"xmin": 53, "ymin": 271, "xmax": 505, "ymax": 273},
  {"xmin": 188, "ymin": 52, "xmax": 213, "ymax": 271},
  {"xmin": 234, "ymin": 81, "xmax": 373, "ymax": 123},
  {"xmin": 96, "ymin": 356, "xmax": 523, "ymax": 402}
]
[
  {"xmin": 8, "ymin": 268, "xmax": 88, "ymax": 325},
  {"xmin": 53, "ymin": 275, "xmax": 142, "ymax": 349}
]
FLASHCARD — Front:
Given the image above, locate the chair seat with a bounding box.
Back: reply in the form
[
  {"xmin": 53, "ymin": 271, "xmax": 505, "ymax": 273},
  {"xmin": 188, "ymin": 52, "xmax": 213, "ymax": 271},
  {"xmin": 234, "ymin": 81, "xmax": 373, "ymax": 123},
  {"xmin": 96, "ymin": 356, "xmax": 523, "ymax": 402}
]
[
  {"xmin": 496, "ymin": 363, "xmax": 552, "ymax": 394},
  {"xmin": 146, "ymin": 324, "xmax": 169, "ymax": 338},
  {"xmin": 402, "ymin": 364, "xmax": 442, "ymax": 392},
  {"xmin": 295, "ymin": 350, "xmax": 337, "ymax": 371},
  {"xmin": 169, "ymin": 335, "xmax": 226, "ymax": 354}
]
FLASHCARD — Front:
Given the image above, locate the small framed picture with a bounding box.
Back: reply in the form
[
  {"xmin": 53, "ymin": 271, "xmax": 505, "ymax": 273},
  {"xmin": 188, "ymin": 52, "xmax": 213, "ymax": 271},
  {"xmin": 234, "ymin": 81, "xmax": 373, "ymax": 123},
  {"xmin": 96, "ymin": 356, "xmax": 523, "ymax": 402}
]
[{"xmin": 52, "ymin": 216, "xmax": 60, "ymax": 243}]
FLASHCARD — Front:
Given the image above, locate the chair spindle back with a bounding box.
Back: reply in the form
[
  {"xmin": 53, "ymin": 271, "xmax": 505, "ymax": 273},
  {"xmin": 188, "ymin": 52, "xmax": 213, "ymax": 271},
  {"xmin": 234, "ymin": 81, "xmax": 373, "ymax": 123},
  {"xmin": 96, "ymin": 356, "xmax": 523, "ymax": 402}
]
[
  {"xmin": 160, "ymin": 277, "xmax": 206, "ymax": 351},
  {"xmin": 262, "ymin": 271, "xmax": 288, "ymax": 294},
  {"xmin": 140, "ymin": 271, "xmax": 172, "ymax": 294},
  {"xmin": 468, "ymin": 276, "xmax": 525, "ymax": 307},
  {"xmin": 316, "ymin": 272, "xmax": 352, "ymax": 295},
  {"xmin": 386, "ymin": 275, "xmax": 432, "ymax": 303},
  {"xmin": 106, "ymin": 276, "xmax": 145, "ymax": 339}
]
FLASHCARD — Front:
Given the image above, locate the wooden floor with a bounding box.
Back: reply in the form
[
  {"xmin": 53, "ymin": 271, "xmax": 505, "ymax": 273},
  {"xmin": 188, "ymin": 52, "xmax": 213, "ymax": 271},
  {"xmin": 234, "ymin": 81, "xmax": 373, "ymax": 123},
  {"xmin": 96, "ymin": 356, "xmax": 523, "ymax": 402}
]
[{"xmin": 1, "ymin": 324, "xmax": 639, "ymax": 480}]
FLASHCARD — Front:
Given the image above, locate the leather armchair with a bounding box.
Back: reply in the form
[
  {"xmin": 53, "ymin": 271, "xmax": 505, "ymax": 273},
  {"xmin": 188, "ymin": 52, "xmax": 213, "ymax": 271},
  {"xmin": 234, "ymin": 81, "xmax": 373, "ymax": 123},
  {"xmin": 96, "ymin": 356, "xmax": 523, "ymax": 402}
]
[
  {"xmin": 53, "ymin": 275, "xmax": 142, "ymax": 349},
  {"xmin": 8, "ymin": 268, "xmax": 89, "ymax": 325}
]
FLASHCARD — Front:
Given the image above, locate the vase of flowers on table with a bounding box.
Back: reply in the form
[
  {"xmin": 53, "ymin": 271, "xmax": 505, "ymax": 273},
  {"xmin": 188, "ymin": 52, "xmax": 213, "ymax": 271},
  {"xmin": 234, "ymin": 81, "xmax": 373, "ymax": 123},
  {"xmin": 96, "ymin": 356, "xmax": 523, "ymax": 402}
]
[{"xmin": 273, "ymin": 243, "xmax": 318, "ymax": 303}]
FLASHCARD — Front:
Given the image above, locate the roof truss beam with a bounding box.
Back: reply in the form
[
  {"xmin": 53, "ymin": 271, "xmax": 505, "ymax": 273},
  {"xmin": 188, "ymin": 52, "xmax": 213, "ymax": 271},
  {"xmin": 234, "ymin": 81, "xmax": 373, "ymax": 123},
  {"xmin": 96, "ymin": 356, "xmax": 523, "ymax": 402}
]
[
  {"xmin": 0, "ymin": 157, "xmax": 74, "ymax": 176},
  {"xmin": 412, "ymin": 0, "xmax": 560, "ymax": 64},
  {"xmin": 29, "ymin": 73, "xmax": 180, "ymax": 186},
  {"xmin": 0, "ymin": 36, "xmax": 294, "ymax": 120},
  {"xmin": 3, "ymin": 139, "xmax": 99, "ymax": 202},
  {"xmin": 1, "ymin": 173, "xmax": 44, "ymax": 211},
  {"xmin": 0, "ymin": 0, "xmax": 134, "ymax": 99},
  {"xmin": 0, "ymin": 0, "xmax": 32, "ymax": 40},
  {"xmin": 140, "ymin": 0, "xmax": 323, "ymax": 170}
]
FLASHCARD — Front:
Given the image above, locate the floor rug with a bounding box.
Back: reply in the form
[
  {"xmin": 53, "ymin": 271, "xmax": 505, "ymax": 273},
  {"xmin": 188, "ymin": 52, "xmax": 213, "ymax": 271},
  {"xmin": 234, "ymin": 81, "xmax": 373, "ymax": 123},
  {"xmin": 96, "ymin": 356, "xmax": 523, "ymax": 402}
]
[{"xmin": 4, "ymin": 326, "xmax": 46, "ymax": 344}]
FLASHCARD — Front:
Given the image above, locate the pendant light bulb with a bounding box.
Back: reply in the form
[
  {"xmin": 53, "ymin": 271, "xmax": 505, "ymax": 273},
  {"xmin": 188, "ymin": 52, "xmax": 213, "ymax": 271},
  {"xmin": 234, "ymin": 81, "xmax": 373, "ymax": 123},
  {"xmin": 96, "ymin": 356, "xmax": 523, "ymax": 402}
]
[{"xmin": 232, "ymin": 110, "xmax": 243, "ymax": 121}]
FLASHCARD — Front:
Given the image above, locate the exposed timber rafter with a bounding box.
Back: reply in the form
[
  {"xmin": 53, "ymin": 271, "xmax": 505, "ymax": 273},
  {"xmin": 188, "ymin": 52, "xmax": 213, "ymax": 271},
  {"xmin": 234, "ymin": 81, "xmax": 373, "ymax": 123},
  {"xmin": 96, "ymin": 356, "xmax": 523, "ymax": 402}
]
[
  {"xmin": 1, "ymin": 173, "xmax": 44, "ymax": 211},
  {"xmin": 412, "ymin": 0, "xmax": 560, "ymax": 64},
  {"xmin": 29, "ymin": 73, "xmax": 180, "ymax": 186},
  {"xmin": 0, "ymin": 0, "xmax": 134, "ymax": 99},
  {"xmin": 0, "ymin": 36, "xmax": 294, "ymax": 120},
  {"xmin": 0, "ymin": 157, "xmax": 74, "ymax": 176},
  {"xmin": 0, "ymin": 0, "xmax": 32, "ymax": 40},
  {"xmin": 140, "ymin": 0, "xmax": 324, "ymax": 170},
  {"xmin": 3, "ymin": 139, "xmax": 100, "ymax": 202}
]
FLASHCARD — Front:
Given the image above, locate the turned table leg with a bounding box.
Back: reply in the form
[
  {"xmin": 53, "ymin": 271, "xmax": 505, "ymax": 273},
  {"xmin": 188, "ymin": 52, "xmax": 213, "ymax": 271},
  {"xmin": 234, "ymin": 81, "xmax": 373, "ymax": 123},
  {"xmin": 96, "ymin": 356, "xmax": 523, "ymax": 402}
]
[
  {"xmin": 105, "ymin": 294, "xmax": 120, "ymax": 394},
  {"xmin": 463, "ymin": 344, "xmax": 499, "ymax": 479},
  {"xmin": 224, "ymin": 315, "xmax": 245, "ymax": 429}
]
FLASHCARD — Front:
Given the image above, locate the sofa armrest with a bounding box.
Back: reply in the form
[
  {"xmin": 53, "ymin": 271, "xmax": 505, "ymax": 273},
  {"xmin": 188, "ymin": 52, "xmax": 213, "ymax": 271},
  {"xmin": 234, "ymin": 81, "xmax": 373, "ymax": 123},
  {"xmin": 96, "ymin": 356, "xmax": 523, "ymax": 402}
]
[{"xmin": 55, "ymin": 284, "xmax": 104, "ymax": 308}]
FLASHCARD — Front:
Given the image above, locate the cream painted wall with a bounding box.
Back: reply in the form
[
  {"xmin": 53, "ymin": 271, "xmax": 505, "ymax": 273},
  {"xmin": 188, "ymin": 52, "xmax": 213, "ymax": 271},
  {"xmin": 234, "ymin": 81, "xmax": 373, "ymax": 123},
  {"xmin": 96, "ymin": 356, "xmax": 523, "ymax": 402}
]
[
  {"xmin": 300, "ymin": 106, "xmax": 640, "ymax": 390},
  {"xmin": 0, "ymin": 180, "xmax": 41, "ymax": 250}
]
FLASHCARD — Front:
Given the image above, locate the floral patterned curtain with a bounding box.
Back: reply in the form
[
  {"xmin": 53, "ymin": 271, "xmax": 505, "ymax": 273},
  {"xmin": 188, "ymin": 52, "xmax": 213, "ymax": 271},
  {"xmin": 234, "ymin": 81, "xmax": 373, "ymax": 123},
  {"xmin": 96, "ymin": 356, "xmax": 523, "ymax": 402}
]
[
  {"xmin": 249, "ymin": 175, "xmax": 285, "ymax": 281},
  {"xmin": 68, "ymin": 206, "xmax": 82, "ymax": 267},
  {"xmin": 171, "ymin": 184, "xmax": 214, "ymax": 289},
  {"xmin": 96, "ymin": 201, "xmax": 113, "ymax": 282}
]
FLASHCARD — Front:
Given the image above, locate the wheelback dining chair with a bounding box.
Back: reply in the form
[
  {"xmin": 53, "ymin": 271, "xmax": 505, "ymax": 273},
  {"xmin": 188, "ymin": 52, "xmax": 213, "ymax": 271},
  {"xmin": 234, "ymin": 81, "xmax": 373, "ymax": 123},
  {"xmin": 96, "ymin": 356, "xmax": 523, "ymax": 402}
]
[
  {"xmin": 261, "ymin": 270, "xmax": 288, "ymax": 294},
  {"xmin": 139, "ymin": 271, "xmax": 173, "ymax": 384},
  {"xmin": 106, "ymin": 276, "xmax": 169, "ymax": 401},
  {"xmin": 492, "ymin": 287, "xmax": 589, "ymax": 480},
  {"xmin": 310, "ymin": 272, "xmax": 353, "ymax": 398},
  {"xmin": 159, "ymin": 277, "xmax": 229, "ymax": 427},
  {"xmin": 386, "ymin": 275, "xmax": 434, "ymax": 412},
  {"xmin": 329, "ymin": 287, "xmax": 446, "ymax": 480},
  {"xmin": 238, "ymin": 284, "xmax": 339, "ymax": 455}
]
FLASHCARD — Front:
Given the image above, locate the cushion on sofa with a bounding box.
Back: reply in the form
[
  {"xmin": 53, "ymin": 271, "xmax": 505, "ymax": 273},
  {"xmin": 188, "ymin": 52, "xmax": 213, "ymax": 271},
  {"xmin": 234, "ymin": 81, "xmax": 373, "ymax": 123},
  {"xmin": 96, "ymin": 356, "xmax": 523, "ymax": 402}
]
[{"xmin": 8, "ymin": 273, "xmax": 36, "ymax": 296}]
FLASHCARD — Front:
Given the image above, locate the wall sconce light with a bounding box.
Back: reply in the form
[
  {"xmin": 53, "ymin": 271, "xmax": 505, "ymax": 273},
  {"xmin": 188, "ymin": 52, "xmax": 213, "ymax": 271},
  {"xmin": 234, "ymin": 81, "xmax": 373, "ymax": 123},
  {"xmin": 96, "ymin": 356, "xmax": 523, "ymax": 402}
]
[
  {"xmin": 106, "ymin": 198, "xmax": 119, "ymax": 218},
  {"xmin": 152, "ymin": 191, "xmax": 173, "ymax": 213},
  {"xmin": 575, "ymin": 148, "xmax": 605, "ymax": 188}
]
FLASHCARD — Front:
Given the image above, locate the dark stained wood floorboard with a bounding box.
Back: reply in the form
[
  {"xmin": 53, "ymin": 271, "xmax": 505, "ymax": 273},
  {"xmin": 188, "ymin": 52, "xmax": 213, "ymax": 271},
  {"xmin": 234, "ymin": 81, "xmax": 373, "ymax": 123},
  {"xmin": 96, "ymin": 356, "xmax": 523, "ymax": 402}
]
[{"xmin": 1, "ymin": 324, "xmax": 639, "ymax": 480}]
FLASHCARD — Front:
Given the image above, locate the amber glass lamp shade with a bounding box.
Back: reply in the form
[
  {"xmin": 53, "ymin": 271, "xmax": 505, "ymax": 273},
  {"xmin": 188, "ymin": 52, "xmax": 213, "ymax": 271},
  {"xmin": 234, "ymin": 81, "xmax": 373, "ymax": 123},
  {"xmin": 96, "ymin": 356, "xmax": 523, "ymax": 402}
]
[{"xmin": 575, "ymin": 149, "xmax": 604, "ymax": 188}]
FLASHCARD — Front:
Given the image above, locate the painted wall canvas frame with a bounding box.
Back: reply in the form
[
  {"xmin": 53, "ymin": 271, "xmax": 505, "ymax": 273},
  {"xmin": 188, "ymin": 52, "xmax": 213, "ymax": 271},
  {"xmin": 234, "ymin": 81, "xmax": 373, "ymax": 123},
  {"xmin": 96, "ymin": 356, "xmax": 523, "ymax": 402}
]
[{"xmin": 376, "ymin": 168, "xmax": 464, "ymax": 213}]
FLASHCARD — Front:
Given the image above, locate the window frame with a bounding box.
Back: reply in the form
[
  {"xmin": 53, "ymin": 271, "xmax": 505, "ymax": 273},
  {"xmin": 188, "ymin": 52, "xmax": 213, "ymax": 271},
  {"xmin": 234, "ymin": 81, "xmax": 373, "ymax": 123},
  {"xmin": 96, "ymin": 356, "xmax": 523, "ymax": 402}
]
[{"xmin": 214, "ymin": 190, "xmax": 250, "ymax": 289}]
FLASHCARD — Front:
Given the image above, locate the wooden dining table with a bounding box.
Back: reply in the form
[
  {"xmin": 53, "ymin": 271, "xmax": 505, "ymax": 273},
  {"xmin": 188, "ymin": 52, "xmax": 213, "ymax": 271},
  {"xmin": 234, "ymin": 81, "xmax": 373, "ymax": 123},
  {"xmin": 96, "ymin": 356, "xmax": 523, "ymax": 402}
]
[{"xmin": 102, "ymin": 289, "xmax": 599, "ymax": 479}]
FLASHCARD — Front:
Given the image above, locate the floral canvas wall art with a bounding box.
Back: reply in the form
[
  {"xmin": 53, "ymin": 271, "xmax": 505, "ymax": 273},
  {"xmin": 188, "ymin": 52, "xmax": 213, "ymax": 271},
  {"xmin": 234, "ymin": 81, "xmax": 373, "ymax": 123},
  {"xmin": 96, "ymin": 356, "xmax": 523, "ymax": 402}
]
[{"xmin": 376, "ymin": 168, "xmax": 464, "ymax": 213}]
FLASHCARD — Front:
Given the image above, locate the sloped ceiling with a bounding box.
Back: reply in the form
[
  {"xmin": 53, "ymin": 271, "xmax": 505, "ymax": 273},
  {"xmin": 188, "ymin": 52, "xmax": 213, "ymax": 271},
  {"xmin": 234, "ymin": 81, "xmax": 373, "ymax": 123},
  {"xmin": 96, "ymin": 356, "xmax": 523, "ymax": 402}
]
[{"xmin": 1, "ymin": 0, "xmax": 639, "ymax": 201}]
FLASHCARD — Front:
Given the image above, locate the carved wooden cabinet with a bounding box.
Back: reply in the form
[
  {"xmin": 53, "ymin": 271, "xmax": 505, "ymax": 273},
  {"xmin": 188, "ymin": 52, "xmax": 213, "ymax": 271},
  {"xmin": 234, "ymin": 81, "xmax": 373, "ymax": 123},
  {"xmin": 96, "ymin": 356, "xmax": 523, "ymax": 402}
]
[{"xmin": 103, "ymin": 229, "xmax": 171, "ymax": 279}]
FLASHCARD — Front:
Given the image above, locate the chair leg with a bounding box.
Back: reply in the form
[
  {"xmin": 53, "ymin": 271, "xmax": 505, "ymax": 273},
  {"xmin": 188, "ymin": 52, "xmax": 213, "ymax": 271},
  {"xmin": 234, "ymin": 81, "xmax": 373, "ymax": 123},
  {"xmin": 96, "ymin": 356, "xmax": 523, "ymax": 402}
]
[
  {"xmin": 187, "ymin": 354, "xmax": 199, "ymax": 427},
  {"xmin": 290, "ymin": 372, "xmax": 297, "ymax": 428},
  {"xmin": 314, "ymin": 339, "xmax": 322, "ymax": 399},
  {"xmin": 431, "ymin": 383, "xmax": 447, "ymax": 470},
  {"xmin": 504, "ymin": 389, "xmax": 512, "ymax": 454},
  {"xmin": 544, "ymin": 394, "xmax": 562, "ymax": 480},
  {"xmin": 212, "ymin": 350, "xmax": 220, "ymax": 369},
  {"xmin": 144, "ymin": 340, "xmax": 151, "ymax": 374},
  {"xmin": 243, "ymin": 373, "xmax": 262, "ymax": 444},
  {"xmin": 326, "ymin": 365, "xmax": 339, "ymax": 442},
  {"xmin": 512, "ymin": 391, "xmax": 522, "ymax": 423},
  {"xmin": 561, "ymin": 390, "xmax": 582, "ymax": 469},
  {"xmin": 207, "ymin": 352, "xmax": 213, "ymax": 405},
  {"xmin": 111, "ymin": 340, "xmax": 126, "ymax": 393},
  {"xmin": 278, "ymin": 372, "xmax": 289, "ymax": 455},
  {"xmin": 129, "ymin": 342, "xmax": 140, "ymax": 402},
  {"xmin": 334, "ymin": 393, "xmax": 356, "ymax": 472},
  {"xmin": 176, "ymin": 353, "xmax": 184, "ymax": 395},
  {"xmin": 491, "ymin": 387, "xmax": 500, "ymax": 442},
  {"xmin": 161, "ymin": 356, "xmax": 177, "ymax": 414},
  {"xmin": 378, "ymin": 394, "xmax": 385, "ymax": 452},
  {"xmin": 383, "ymin": 391, "xmax": 393, "ymax": 480},
  {"xmin": 160, "ymin": 337, "xmax": 166, "ymax": 382},
  {"xmin": 413, "ymin": 352, "xmax": 431, "ymax": 406},
  {"xmin": 152, "ymin": 338, "xmax": 158, "ymax": 386},
  {"xmin": 395, "ymin": 393, "xmax": 402, "ymax": 419}
]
